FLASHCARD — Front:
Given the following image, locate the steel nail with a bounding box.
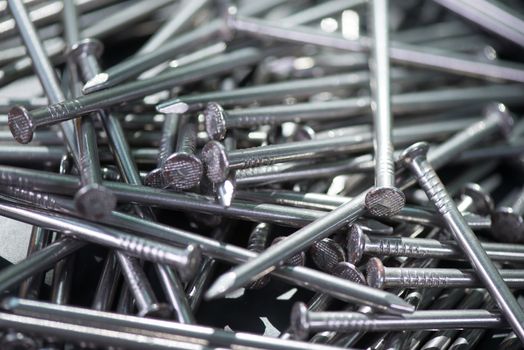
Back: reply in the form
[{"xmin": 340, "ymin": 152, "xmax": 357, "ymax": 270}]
[
  {"xmin": 8, "ymin": 47, "xmax": 262, "ymax": 144},
  {"xmin": 200, "ymin": 85, "xmax": 524, "ymax": 140},
  {"xmin": 365, "ymin": 0, "xmax": 405, "ymax": 218},
  {"xmin": 162, "ymin": 122, "xmax": 203, "ymax": 190},
  {"xmin": 1, "ymin": 297, "xmax": 352, "ymax": 350},
  {"xmin": 290, "ymin": 304, "xmax": 505, "ymax": 339},
  {"xmin": 400, "ymin": 140, "xmax": 524, "ymax": 342},
  {"xmin": 366, "ymin": 257, "xmax": 524, "ymax": 289}
]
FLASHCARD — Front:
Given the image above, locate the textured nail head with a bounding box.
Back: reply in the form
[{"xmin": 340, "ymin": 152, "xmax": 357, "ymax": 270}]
[
  {"xmin": 68, "ymin": 38, "xmax": 103, "ymax": 61},
  {"xmin": 8, "ymin": 106, "xmax": 34, "ymax": 144},
  {"xmin": 366, "ymin": 257, "xmax": 385, "ymax": 289},
  {"xmin": 491, "ymin": 207, "xmax": 524, "ymax": 243},
  {"xmin": 162, "ymin": 152, "xmax": 203, "ymax": 190},
  {"xmin": 202, "ymin": 140, "xmax": 229, "ymax": 183},
  {"xmin": 347, "ymin": 224, "xmax": 365, "ymax": 264},
  {"xmin": 290, "ymin": 302, "xmax": 309, "ymax": 340},
  {"xmin": 484, "ymin": 102, "xmax": 514, "ymax": 139},
  {"xmin": 74, "ymin": 183, "xmax": 117, "ymax": 220},
  {"xmin": 461, "ymin": 183, "xmax": 494, "ymax": 216},
  {"xmin": 144, "ymin": 168, "xmax": 168, "ymax": 188},
  {"xmin": 309, "ymin": 238, "xmax": 346, "ymax": 272},
  {"xmin": 365, "ymin": 186, "xmax": 405, "ymax": 217},
  {"xmin": 333, "ymin": 261, "xmax": 366, "ymax": 285},
  {"xmin": 204, "ymin": 102, "xmax": 227, "ymax": 140}
]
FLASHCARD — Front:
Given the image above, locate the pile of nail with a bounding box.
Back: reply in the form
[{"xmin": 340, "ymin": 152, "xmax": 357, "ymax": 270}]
[{"xmin": 1, "ymin": 0, "xmax": 524, "ymax": 348}]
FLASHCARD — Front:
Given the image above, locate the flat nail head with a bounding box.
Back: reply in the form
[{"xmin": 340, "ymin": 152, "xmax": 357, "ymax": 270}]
[
  {"xmin": 347, "ymin": 224, "xmax": 365, "ymax": 264},
  {"xmin": 484, "ymin": 102, "xmax": 514, "ymax": 139},
  {"xmin": 202, "ymin": 140, "xmax": 229, "ymax": 183},
  {"xmin": 491, "ymin": 207, "xmax": 524, "ymax": 243},
  {"xmin": 399, "ymin": 141, "xmax": 430, "ymax": 167},
  {"xmin": 68, "ymin": 38, "xmax": 104, "ymax": 60},
  {"xmin": 365, "ymin": 186, "xmax": 405, "ymax": 217},
  {"xmin": 366, "ymin": 257, "xmax": 385, "ymax": 289},
  {"xmin": 204, "ymin": 102, "xmax": 227, "ymax": 140},
  {"xmin": 461, "ymin": 183, "xmax": 494, "ymax": 216},
  {"xmin": 162, "ymin": 153, "xmax": 203, "ymax": 190},
  {"xmin": 290, "ymin": 302, "xmax": 310, "ymax": 340},
  {"xmin": 74, "ymin": 183, "xmax": 117, "ymax": 220},
  {"xmin": 144, "ymin": 168, "xmax": 168, "ymax": 188},
  {"xmin": 309, "ymin": 238, "xmax": 346, "ymax": 272},
  {"xmin": 8, "ymin": 106, "xmax": 34, "ymax": 144},
  {"xmin": 333, "ymin": 261, "xmax": 366, "ymax": 285}
]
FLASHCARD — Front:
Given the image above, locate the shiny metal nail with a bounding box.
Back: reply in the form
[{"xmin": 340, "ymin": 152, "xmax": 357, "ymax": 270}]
[
  {"xmin": 400, "ymin": 140, "xmax": 524, "ymax": 342},
  {"xmin": 365, "ymin": 0, "xmax": 405, "ymax": 218},
  {"xmin": 8, "ymin": 48, "xmax": 261, "ymax": 144},
  {"xmin": 201, "ymin": 85, "xmax": 524, "ymax": 140}
]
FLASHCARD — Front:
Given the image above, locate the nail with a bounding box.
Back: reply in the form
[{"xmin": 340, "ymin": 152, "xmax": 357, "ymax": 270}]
[
  {"xmin": 400, "ymin": 140, "xmax": 524, "ymax": 342},
  {"xmin": 245, "ymin": 223, "xmax": 271, "ymax": 289},
  {"xmin": 290, "ymin": 304, "xmax": 505, "ymax": 339},
  {"xmin": 347, "ymin": 225, "xmax": 524, "ymax": 264},
  {"xmin": 201, "ymin": 134, "xmax": 375, "ymax": 184},
  {"xmin": 405, "ymin": 288, "xmax": 467, "ymax": 350},
  {"xmin": 456, "ymin": 183, "xmax": 494, "ymax": 215},
  {"xmin": 18, "ymin": 226, "xmax": 51, "ymax": 300},
  {"xmin": 83, "ymin": 19, "xmax": 226, "ymax": 93},
  {"xmin": 154, "ymin": 264, "xmax": 195, "ymax": 323},
  {"xmin": 0, "ymin": 310, "xmax": 205, "ymax": 350},
  {"xmin": 91, "ymin": 251, "xmax": 120, "ymax": 311},
  {"xmin": 8, "ymin": 47, "xmax": 261, "ymax": 144},
  {"xmin": 0, "ymin": 238, "xmax": 84, "ymax": 293},
  {"xmin": 1, "ymin": 297, "xmax": 355, "ymax": 350},
  {"xmin": 309, "ymin": 238, "xmax": 346, "ymax": 272},
  {"xmin": 204, "ymin": 190, "xmax": 414, "ymax": 316},
  {"xmin": 115, "ymin": 253, "xmax": 172, "ymax": 319},
  {"xmin": 201, "ymin": 85, "xmax": 524, "ymax": 141},
  {"xmin": 419, "ymin": 289, "xmax": 488, "ymax": 350},
  {"xmin": 365, "ymin": 0, "xmax": 405, "ymax": 218},
  {"xmin": 491, "ymin": 185, "xmax": 524, "ymax": 243},
  {"xmin": 138, "ymin": 0, "xmax": 210, "ymax": 55},
  {"xmin": 157, "ymin": 70, "xmax": 409, "ymax": 113},
  {"xmin": 0, "ymin": 197, "xmax": 201, "ymax": 278},
  {"xmin": 7, "ymin": 0, "xmax": 79, "ymax": 160},
  {"xmin": 162, "ymin": 122, "xmax": 203, "ymax": 190},
  {"xmin": 231, "ymin": 14, "xmax": 524, "ymax": 82},
  {"xmin": 367, "ymin": 257, "xmax": 524, "ymax": 289},
  {"xmin": 433, "ymin": 0, "xmax": 524, "ymax": 48},
  {"xmin": 144, "ymin": 114, "xmax": 180, "ymax": 188}
]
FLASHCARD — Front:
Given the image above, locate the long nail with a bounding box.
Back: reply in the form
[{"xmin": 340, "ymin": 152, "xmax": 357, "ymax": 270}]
[
  {"xmin": 201, "ymin": 85, "xmax": 524, "ymax": 140},
  {"xmin": 8, "ymin": 48, "xmax": 261, "ymax": 144},
  {"xmin": 365, "ymin": 0, "xmax": 405, "ymax": 217},
  {"xmin": 366, "ymin": 257, "xmax": 524, "ymax": 289},
  {"xmin": 400, "ymin": 140, "xmax": 524, "ymax": 342},
  {"xmin": 2, "ymin": 297, "xmax": 354, "ymax": 350}
]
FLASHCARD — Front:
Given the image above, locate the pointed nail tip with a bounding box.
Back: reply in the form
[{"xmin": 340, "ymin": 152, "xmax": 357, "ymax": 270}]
[
  {"xmin": 82, "ymin": 72, "xmax": 109, "ymax": 94},
  {"xmin": 388, "ymin": 298, "xmax": 416, "ymax": 315},
  {"xmin": 205, "ymin": 271, "xmax": 237, "ymax": 300}
]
